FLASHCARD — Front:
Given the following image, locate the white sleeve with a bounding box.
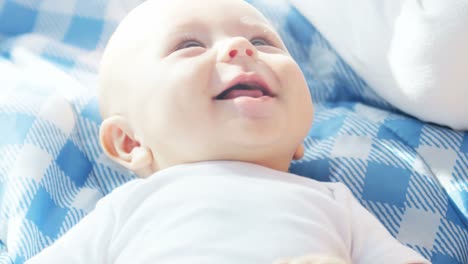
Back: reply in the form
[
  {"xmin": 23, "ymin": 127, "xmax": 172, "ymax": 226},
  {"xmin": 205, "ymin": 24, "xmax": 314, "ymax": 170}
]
[
  {"xmin": 333, "ymin": 183, "xmax": 430, "ymax": 264},
  {"xmin": 25, "ymin": 195, "xmax": 117, "ymax": 264}
]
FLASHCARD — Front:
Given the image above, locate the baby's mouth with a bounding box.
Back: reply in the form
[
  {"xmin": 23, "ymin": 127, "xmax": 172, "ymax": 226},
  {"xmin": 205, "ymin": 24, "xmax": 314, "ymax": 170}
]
[{"xmin": 215, "ymin": 82, "xmax": 274, "ymax": 100}]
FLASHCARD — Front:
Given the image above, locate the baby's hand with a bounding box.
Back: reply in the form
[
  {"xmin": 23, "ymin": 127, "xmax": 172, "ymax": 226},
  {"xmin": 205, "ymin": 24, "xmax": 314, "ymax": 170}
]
[{"xmin": 273, "ymin": 255, "xmax": 347, "ymax": 264}]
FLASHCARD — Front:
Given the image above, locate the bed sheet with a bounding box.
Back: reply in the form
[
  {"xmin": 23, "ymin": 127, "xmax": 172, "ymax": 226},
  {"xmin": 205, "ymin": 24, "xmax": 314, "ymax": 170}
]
[{"xmin": 0, "ymin": 0, "xmax": 466, "ymax": 263}]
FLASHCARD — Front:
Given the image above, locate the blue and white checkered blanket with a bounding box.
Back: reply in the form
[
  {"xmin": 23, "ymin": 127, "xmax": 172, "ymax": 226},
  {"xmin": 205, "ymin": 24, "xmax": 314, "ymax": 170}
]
[{"xmin": 0, "ymin": 0, "xmax": 467, "ymax": 263}]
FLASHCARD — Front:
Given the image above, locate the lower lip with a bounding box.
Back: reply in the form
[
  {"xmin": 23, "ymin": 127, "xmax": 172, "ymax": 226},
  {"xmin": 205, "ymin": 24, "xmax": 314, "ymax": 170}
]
[{"xmin": 230, "ymin": 96, "xmax": 275, "ymax": 118}]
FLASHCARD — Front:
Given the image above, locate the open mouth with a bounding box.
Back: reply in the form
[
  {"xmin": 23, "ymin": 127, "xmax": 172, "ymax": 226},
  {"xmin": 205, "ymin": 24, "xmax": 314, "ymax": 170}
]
[{"xmin": 215, "ymin": 82, "xmax": 274, "ymax": 100}]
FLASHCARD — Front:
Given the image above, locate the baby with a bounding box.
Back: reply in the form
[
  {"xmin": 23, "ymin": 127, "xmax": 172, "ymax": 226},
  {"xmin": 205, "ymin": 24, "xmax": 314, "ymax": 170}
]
[{"xmin": 26, "ymin": 0, "xmax": 429, "ymax": 263}]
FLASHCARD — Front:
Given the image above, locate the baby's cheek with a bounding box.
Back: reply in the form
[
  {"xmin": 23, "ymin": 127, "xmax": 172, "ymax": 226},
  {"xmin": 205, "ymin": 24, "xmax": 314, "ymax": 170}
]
[
  {"xmin": 283, "ymin": 60, "xmax": 314, "ymax": 129},
  {"xmin": 276, "ymin": 57, "xmax": 305, "ymax": 86},
  {"xmin": 284, "ymin": 62, "xmax": 310, "ymax": 97}
]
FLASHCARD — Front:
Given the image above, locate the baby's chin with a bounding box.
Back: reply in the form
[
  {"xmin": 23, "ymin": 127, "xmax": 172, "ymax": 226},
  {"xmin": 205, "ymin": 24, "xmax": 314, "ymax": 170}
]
[
  {"xmin": 213, "ymin": 138, "xmax": 293, "ymax": 160},
  {"xmin": 223, "ymin": 127, "xmax": 286, "ymax": 148},
  {"xmin": 191, "ymin": 151, "xmax": 292, "ymax": 172},
  {"xmin": 148, "ymin": 138, "xmax": 295, "ymax": 173}
]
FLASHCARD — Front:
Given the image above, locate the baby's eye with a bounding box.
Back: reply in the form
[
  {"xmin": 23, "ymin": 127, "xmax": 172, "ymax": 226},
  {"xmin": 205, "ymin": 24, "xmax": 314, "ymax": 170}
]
[
  {"xmin": 250, "ymin": 37, "xmax": 271, "ymax": 46},
  {"xmin": 175, "ymin": 39, "xmax": 205, "ymax": 51}
]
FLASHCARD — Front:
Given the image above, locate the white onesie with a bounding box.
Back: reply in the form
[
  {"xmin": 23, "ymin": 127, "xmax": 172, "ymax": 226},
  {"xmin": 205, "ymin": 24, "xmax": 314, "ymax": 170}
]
[{"xmin": 26, "ymin": 161, "xmax": 428, "ymax": 264}]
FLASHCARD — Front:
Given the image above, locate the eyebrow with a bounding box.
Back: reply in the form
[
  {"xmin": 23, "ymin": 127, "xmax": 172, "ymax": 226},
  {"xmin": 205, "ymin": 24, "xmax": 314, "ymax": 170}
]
[
  {"xmin": 158, "ymin": 21, "xmax": 209, "ymax": 53},
  {"xmin": 239, "ymin": 19, "xmax": 285, "ymax": 48},
  {"xmin": 166, "ymin": 16, "xmax": 277, "ymax": 37},
  {"xmin": 239, "ymin": 16, "xmax": 282, "ymax": 36},
  {"xmin": 160, "ymin": 17, "xmax": 284, "ymax": 52},
  {"xmin": 239, "ymin": 15, "xmax": 278, "ymax": 32},
  {"xmin": 165, "ymin": 21, "xmax": 209, "ymax": 37}
]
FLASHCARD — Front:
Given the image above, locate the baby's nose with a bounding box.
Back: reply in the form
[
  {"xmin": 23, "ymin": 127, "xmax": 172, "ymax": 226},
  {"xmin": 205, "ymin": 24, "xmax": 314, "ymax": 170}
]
[{"xmin": 218, "ymin": 37, "xmax": 258, "ymax": 62}]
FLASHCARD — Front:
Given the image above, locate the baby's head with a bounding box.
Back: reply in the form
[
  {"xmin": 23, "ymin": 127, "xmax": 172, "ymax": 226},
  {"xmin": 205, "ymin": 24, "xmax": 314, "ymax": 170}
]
[{"xmin": 98, "ymin": 0, "xmax": 313, "ymax": 177}]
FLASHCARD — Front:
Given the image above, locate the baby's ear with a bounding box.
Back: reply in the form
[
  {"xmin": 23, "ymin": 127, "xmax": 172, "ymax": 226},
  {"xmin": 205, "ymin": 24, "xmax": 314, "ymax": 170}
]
[
  {"xmin": 99, "ymin": 116, "xmax": 153, "ymax": 174},
  {"xmin": 292, "ymin": 144, "xmax": 305, "ymax": 160}
]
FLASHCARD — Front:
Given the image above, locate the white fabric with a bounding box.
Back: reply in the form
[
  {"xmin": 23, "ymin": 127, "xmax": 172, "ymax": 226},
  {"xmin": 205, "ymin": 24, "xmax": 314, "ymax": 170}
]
[
  {"xmin": 290, "ymin": 0, "xmax": 468, "ymax": 130},
  {"xmin": 26, "ymin": 161, "xmax": 428, "ymax": 264}
]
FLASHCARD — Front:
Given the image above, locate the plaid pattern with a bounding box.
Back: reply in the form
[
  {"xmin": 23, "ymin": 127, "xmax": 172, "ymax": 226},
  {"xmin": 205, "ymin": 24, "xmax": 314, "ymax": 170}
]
[{"xmin": 0, "ymin": 0, "xmax": 466, "ymax": 263}]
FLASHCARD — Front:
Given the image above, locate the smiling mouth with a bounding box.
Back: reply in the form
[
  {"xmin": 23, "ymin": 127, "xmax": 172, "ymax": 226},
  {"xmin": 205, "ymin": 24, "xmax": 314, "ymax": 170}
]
[{"xmin": 215, "ymin": 82, "xmax": 275, "ymax": 100}]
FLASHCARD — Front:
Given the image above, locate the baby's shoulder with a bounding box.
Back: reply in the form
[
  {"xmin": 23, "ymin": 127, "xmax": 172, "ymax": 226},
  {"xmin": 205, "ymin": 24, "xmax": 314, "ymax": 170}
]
[
  {"xmin": 285, "ymin": 173, "xmax": 354, "ymax": 201},
  {"xmin": 95, "ymin": 178, "xmax": 146, "ymax": 210}
]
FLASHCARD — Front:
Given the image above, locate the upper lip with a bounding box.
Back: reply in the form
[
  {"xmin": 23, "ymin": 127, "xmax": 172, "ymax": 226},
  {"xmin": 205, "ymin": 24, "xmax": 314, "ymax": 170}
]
[{"xmin": 214, "ymin": 73, "xmax": 276, "ymax": 100}]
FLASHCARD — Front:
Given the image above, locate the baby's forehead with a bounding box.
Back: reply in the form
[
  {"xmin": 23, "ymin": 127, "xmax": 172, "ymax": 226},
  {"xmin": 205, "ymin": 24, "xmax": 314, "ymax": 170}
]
[
  {"xmin": 106, "ymin": 0, "xmax": 280, "ymax": 61},
  {"xmin": 133, "ymin": 0, "xmax": 271, "ymax": 29}
]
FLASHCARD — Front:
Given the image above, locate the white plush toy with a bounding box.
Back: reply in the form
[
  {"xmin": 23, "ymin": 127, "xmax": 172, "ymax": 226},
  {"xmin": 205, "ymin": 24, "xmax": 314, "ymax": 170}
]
[{"xmin": 290, "ymin": 0, "xmax": 468, "ymax": 130}]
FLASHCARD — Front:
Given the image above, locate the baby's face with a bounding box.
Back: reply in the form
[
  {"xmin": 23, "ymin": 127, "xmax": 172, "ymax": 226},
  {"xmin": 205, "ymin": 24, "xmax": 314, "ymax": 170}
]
[{"xmin": 100, "ymin": 0, "xmax": 313, "ymax": 172}]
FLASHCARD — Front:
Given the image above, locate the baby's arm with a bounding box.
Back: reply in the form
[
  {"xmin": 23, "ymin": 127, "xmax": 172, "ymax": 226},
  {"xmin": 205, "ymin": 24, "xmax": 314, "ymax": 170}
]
[
  {"xmin": 335, "ymin": 183, "xmax": 430, "ymax": 264},
  {"xmin": 25, "ymin": 195, "xmax": 117, "ymax": 264},
  {"xmin": 272, "ymin": 182, "xmax": 429, "ymax": 264},
  {"xmin": 273, "ymin": 254, "xmax": 347, "ymax": 264},
  {"xmin": 273, "ymin": 254, "xmax": 425, "ymax": 264}
]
